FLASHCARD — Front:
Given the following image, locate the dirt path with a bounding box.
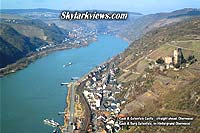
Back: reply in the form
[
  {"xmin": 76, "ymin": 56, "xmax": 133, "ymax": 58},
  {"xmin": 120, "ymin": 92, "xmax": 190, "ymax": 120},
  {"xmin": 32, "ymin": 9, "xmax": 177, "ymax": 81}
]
[
  {"xmin": 160, "ymin": 108, "xmax": 200, "ymax": 118},
  {"xmin": 166, "ymin": 43, "xmax": 195, "ymax": 51}
]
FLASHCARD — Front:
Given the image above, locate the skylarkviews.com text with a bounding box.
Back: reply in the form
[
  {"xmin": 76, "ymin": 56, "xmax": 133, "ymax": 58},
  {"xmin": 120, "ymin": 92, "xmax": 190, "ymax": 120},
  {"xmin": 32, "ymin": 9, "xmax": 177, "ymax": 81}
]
[{"xmin": 60, "ymin": 11, "xmax": 128, "ymax": 20}]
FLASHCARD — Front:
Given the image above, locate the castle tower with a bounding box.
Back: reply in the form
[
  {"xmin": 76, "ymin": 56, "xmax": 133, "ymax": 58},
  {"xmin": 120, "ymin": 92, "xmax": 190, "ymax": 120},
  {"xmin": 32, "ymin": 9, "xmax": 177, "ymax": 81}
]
[
  {"xmin": 173, "ymin": 48, "xmax": 184, "ymax": 65},
  {"xmin": 174, "ymin": 49, "xmax": 179, "ymax": 64}
]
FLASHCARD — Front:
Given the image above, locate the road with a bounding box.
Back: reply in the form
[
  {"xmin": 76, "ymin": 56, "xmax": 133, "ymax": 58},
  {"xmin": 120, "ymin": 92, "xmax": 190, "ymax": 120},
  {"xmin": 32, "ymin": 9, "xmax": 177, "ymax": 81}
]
[
  {"xmin": 62, "ymin": 82, "xmax": 76, "ymax": 133},
  {"xmin": 68, "ymin": 82, "xmax": 76, "ymax": 133}
]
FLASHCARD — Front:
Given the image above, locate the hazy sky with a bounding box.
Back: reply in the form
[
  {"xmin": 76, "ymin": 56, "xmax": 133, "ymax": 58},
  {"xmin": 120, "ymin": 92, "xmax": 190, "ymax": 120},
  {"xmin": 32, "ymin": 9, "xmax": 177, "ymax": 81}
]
[{"xmin": 1, "ymin": 0, "xmax": 200, "ymax": 14}]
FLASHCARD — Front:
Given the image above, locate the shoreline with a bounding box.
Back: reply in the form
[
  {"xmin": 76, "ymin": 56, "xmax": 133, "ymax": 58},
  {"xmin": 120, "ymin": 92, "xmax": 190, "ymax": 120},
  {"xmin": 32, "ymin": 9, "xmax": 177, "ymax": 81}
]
[
  {"xmin": 61, "ymin": 35, "xmax": 130, "ymax": 132},
  {"xmin": 0, "ymin": 39, "xmax": 96, "ymax": 77},
  {"xmin": 1, "ymin": 34, "xmax": 130, "ymax": 132},
  {"xmin": 61, "ymin": 53, "xmax": 123, "ymax": 132},
  {"xmin": 0, "ymin": 34, "xmax": 130, "ymax": 78}
]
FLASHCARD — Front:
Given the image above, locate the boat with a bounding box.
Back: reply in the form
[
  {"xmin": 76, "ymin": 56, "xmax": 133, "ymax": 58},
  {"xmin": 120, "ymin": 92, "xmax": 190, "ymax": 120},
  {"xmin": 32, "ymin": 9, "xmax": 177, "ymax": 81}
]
[
  {"xmin": 53, "ymin": 129, "xmax": 57, "ymax": 133},
  {"xmin": 49, "ymin": 119, "xmax": 59, "ymax": 126},
  {"xmin": 58, "ymin": 112, "xmax": 66, "ymax": 115},
  {"xmin": 49, "ymin": 119, "xmax": 55, "ymax": 123},
  {"xmin": 43, "ymin": 119, "xmax": 59, "ymax": 127},
  {"xmin": 71, "ymin": 77, "xmax": 79, "ymax": 80},
  {"xmin": 11, "ymin": 70, "xmax": 15, "ymax": 73},
  {"xmin": 43, "ymin": 119, "xmax": 48, "ymax": 123},
  {"xmin": 51, "ymin": 123, "xmax": 57, "ymax": 127},
  {"xmin": 63, "ymin": 62, "xmax": 72, "ymax": 68},
  {"xmin": 61, "ymin": 82, "xmax": 69, "ymax": 86},
  {"xmin": 43, "ymin": 119, "xmax": 51, "ymax": 125}
]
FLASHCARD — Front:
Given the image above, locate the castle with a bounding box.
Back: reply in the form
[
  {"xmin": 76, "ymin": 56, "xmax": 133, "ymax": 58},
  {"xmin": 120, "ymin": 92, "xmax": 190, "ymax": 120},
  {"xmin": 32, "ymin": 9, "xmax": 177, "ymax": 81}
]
[{"xmin": 164, "ymin": 48, "xmax": 184, "ymax": 68}]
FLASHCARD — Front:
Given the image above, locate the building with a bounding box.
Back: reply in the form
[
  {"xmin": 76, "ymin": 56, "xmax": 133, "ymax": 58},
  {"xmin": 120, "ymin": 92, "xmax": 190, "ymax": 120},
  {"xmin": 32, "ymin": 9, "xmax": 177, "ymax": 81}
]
[
  {"xmin": 173, "ymin": 48, "xmax": 184, "ymax": 65},
  {"xmin": 164, "ymin": 56, "xmax": 174, "ymax": 69},
  {"xmin": 164, "ymin": 56, "xmax": 173, "ymax": 65},
  {"xmin": 163, "ymin": 48, "xmax": 184, "ymax": 69}
]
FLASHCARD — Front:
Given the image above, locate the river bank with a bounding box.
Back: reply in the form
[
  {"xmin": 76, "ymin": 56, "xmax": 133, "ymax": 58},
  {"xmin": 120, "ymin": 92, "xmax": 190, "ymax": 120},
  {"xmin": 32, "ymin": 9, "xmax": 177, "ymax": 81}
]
[
  {"xmin": 0, "ymin": 39, "xmax": 96, "ymax": 77},
  {"xmin": 61, "ymin": 53, "xmax": 123, "ymax": 132},
  {"xmin": 64, "ymin": 57, "xmax": 124, "ymax": 132},
  {"xmin": 0, "ymin": 34, "xmax": 130, "ymax": 77},
  {"xmin": 60, "ymin": 33, "xmax": 131, "ymax": 132},
  {"xmin": 2, "ymin": 35, "xmax": 128, "ymax": 133}
]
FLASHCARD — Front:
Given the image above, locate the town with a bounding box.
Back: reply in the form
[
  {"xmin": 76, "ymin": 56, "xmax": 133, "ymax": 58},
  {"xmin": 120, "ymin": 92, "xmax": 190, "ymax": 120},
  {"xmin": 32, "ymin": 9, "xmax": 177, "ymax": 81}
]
[
  {"xmin": 62, "ymin": 61, "xmax": 127, "ymax": 133},
  {"xmin": 36, "ymin": 26, "xmax": 97, "ymax": 52}
]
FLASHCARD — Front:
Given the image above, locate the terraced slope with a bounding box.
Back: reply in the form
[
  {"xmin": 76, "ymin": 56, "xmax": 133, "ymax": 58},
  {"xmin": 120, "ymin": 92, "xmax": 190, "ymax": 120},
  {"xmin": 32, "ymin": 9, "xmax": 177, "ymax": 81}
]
[{"xmin": 115, "ymin": 17, "xmax": 200, "ymax": 133}]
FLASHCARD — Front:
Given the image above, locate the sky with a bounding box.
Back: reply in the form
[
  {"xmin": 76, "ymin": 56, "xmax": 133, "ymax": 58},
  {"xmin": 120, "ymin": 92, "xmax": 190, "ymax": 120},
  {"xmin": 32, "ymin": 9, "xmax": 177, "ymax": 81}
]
[{"xmin": 1, "ymin": 0, "xmax": 200, "ymax": 14}]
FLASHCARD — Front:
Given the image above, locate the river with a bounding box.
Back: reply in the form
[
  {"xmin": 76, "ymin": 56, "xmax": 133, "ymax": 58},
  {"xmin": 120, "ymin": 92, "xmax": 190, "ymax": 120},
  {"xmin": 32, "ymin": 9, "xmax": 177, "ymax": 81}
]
[{"xmin": 1, "ymin": 35, "xmax": 128, "ymax": 133}]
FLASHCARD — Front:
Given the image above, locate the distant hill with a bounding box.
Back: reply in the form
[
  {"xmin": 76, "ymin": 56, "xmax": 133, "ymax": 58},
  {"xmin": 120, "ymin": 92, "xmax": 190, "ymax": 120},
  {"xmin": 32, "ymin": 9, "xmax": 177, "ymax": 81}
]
[
  {"xmin": 2, "ymin": 8, "xmax": 199, "ymax": 43},
  {"xmin": 0, "ymin": 8, "xmax": 142, "ymax": 33},
  {"xmin": 0, "ymin": 8, "xmax": 142, "ymax": 15},
  {"xmin": 0, "ymin": 23, "xmax": 47, "ymax": 68},
  {"xmin": 0, "ymin": 14, "xmax": 67, "ymax": 43},
  {"xmin": 118, "ymin": 8, "xmax": 200, "ymax": 42}
]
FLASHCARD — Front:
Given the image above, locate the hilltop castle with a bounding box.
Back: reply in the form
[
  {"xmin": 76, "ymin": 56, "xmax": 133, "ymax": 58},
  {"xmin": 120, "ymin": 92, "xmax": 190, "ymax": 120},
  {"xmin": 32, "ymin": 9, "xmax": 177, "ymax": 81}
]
[{"xmin": 164, "ymin": 48, "xmax": 184, "ymax": 68}]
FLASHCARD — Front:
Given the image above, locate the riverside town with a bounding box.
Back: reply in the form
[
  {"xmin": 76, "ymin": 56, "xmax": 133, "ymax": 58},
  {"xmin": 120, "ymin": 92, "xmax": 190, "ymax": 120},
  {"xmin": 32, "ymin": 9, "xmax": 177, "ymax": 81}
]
[{"xmin": 1, "ymin": 1, "xmax": 200, "ymax": 133}]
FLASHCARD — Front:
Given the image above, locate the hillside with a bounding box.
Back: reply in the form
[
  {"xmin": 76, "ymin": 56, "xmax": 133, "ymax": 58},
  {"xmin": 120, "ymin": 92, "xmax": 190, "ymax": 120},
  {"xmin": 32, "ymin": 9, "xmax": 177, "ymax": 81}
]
[
  {"xmin": 0, "ymin": 13, "xmax": 69, "ymax": 68},
  {"xmin": 44, "ymin": 8, "xmax": 200, "ymax": 43},
  {"xmin": 0, "ymin": 9, "xmax": 143, "ymax": 37},
  {"xmin": 114, "ymin": 17, "xmax": 200, "ymax": 132},
  {"xmin": 0, "ymin": 14, "xmax": 67, "ymax": 43},
  {"xmin": 118, "ymin": 8, "xmax": 200, "ymax": 42},
  {"xmin": 0, "ymin": 23, "xmax": 48, "ymax": 68}
]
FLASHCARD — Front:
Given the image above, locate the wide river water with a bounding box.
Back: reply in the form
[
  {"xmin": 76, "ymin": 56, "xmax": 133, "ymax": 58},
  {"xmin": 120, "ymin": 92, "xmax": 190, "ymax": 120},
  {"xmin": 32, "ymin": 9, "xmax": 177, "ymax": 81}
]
[{"xmin": 1, "ymin": 35, "xmax": 128, "ymax": 133}]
